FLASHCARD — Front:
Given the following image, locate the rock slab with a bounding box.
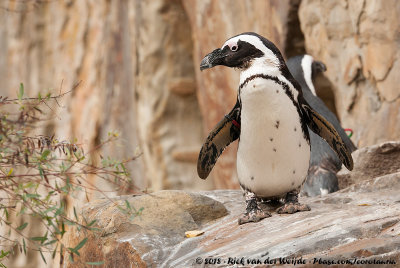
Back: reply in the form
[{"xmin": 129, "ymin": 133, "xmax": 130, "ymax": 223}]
[
  {"xmin": 66, "ymin": 190, "xmax": 228, "ymax": 267},
  {"xmin": 67, "ymin": 177, "xmax": 400, "ymax": 267},
  {"xmin": 338, "ymin": 141, "xmax": 400, "ymax": 189}
]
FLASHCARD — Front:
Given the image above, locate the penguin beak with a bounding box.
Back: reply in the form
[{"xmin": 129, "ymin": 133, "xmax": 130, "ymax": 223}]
[
  {"xmin": 312, "ymin": 60, "xmax": 327, "ymax": 74},
  {"xmin": 200, "ymin": 48, "xmax": 226, "ymax": 71}
]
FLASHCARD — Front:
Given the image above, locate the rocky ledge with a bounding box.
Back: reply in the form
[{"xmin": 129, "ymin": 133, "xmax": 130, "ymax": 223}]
[{"xmin": 67, "ymin": 142, "xmax": 400, "ymax": 267}]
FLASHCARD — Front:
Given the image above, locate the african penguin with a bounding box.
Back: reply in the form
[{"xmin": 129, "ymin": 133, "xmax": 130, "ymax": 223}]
[
  {"xmin": 197, "ymin": 32, "xmax": 353, "ymax": 225},
  {"xmin": 287, "ymin": 55, "xmax": 357, "ymax": 197}
]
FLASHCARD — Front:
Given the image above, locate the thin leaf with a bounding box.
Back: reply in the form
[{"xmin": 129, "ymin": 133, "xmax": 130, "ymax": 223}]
[
  {"xmin": 44, "ymin": 239, "xmax": 57, "ymax": 246},
  {"xmin": 69, "ymin": 253, "xmax": 74, "ymax": 263},
  {"xmin": 0, "ymin": 250, "xmax": 10, "ymax": 258},
  {"xmin": 30, "ymin": 236, "xmax": 47, "ymax": 243},
  {"xmin": 52, "ymin": 244, "xmax": 58, "ymax": 259},
  {"xmin": 73, "ymin": 207, "xmax": 78, "ymax": 221},
  {"xmin": 73, "ymin": 237, "xmax": 88, "ymax": 252},
  {"xmin": 64, "ymin": 220, "xmax": 76, "ymax": 226},
  {"xmin": 40, "ymin": 149, "xmax": 51, "ymax": 160},
  {"xmin": 18, "ymin": 83, "xmax": 24, "ymax": 101},
  {"xmin": 60, "ymin": 221, "xmax": 66, "ymax": 238},
  {"xmin": 39, "ymin": 248, "xmax": 47, "ymax": 264},
  {"xmin": 55, "ymin": 206, "xmax": 64, "ymax": 217},
  {"xmin": 85, "ymin": 261, "xmax": 105, "ymax": 266},
  {"xmin": 125, "ymin": 200, "xmax": 131, "ymax": 210},
  {"xmin": 68, "ymin": 247, "xmax": 80, "ymax": 256},
  {"xmin": 4, "ymin": 208, "xmax": 9, "ymax": 220},
  {"xmin": 22, "ymin": 238, "xmax": 26, "ymax": 255},
  {"xmin": 16, "ymin": 222, "xmax": 28, "ymax": 231},
  {"xmin": 38, "ymin": 165, "xmax": 44, "ymax": 179},
  {"xmin": 87, "ymin": 219, "xmax": 97, "ymax": 227}
]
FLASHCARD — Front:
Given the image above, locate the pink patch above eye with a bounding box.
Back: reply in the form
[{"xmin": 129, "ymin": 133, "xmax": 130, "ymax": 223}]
[{"xmin": 222, "ymin": 40, "xmax": 237, "ymax": 50}]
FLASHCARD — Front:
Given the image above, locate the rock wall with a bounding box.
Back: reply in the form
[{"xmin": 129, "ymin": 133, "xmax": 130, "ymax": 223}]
[
  {"xmin": 1, "ymin": 0, "xmax": 399, "ymax": 198},
  {"xmin": 0, "ymin": 0, "xmax": 211, "ymax": 194},
  {"xmin": 0, "ymin": 0, "xmax": 301, "ymax": 193},
  {"xmin": 1, "ymin": 1, "xmax": 145, "ymax": 267},
  {"xmin": 0, "ymin": 0, "xmax": 144, "ymax": 191},
  {"xmin": 135, "ymin": 0, "xmax": 210, "ymax": 191},
  {"xmin": 299, "ymin": 0, "xmax": 400, "ymax": 147},
  {"xmin": 1, "ymin": 0, "xmax": 400, "ymax": 265},
  {"xmin": 0, "ymin": 0, "xmax": 207, "ymax": 266}
]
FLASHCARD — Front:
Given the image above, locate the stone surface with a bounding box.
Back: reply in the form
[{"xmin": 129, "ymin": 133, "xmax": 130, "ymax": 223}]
[
  {"xmin": 66, "ymin": 237, "xmax": 146, "ymax": 268},
  {"xmin": 67, "ymin": 176, "xmax": 400, "ymax": 267},
  {"xmin": 299, "ymin": 0, "xmax": 400, "ymax": 147},
  {"xmin": 0, "ymin": 0, "xmax": 211, "ymax": 197},
  {"xmin": 1, "ymin": 0, "xmax": 398, "ymax": 197},
  {"xmin": 1, "ymin": 0, "xmax": 400, "ymax": 266},
  {"xmin": 338, "ymin": 141, "xmax": 400, "ymax": 189},
  {"xmin": 135, "ymin": 0, "xmax": 209, "ymax": 192},
  {"xmin": 66, "ymin": 190, "xmax": 228, "ymax": 267},
  {"xmin": 0, "ymin": 1, "xmax": 210, "ymax": 266}
]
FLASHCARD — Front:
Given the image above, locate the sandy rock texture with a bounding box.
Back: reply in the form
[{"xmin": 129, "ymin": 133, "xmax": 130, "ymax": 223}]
[
  {"xmin": 0, "ymin": 0, "xmax": 145, "ymax": 192},
  {"xmin": 66, "ymin": 191, "xmax": 228, "ymax": 267},
  {"xmin": 1, "ymin": 0, "xmax": 400, "ymax": 265},
  {"xmin": 5, "ymin": 0, "xmax": 399, "ymax": 192},
  {"xmin": 66, "ymin": 142, "xmax": 400, "ymax": 267},
  {"xmin": 0, "ymin": 0, "xmax": 306, "ymax": 193},
  {"xmin": 66, "ymin": 179, "xmax": 400, "ymax": 267},
  {"xmin": 0, "ymin": 0, "xmax": 210, "ymax": 195},
  {"xmin": 135, "ymin": 0, "xmax": 207, "ymax": 191},
  {"xmin": 299, "ymin": 0, "xmax": 400, "ymax": 147},
  {"xmin": 0, "ymin": 0, "xmax": 398, "ymax": 196},
  {"xmin": 338, "ymin": 141, "xmax": 400, "ymax": 188}
]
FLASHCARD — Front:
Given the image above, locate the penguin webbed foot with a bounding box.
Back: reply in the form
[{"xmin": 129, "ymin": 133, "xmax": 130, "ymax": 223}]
[
  {"xmin": 238, "ymin": 191, "xmax": 271, "ymax": 225},
  {"xmin": 277, "ymin": 202, "xmax": 310, "ymax": 214},
  {"xmin": 277, "ymin": 190, "xmax": 310, "ymax": 214},
  {"xmin": 238, "ymin": 207, "xmax": 271, "ymax": 225}
]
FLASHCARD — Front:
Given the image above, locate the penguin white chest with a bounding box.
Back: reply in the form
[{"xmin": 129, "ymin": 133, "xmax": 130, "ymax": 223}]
[{"xmin": 237, "ymin": 78, "xmax": 310, "ymax": 198}]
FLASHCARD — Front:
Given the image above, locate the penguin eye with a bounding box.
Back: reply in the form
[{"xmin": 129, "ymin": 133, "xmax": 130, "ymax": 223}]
[{"xmin": 231, "ymin": 45, "xmax": 238, "ymax": 52}]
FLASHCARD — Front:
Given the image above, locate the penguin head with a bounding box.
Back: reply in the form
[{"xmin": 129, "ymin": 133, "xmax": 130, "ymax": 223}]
[
  {"xmin": 200, "ymin": 32, "xmax": 286, "ymax": 71},
  {"xmin": 287, "ymin": 55, "xmax": 327, "ymax": 96},
  {"xmin": 311, "ymin": 58, "xmax": 327, "ymax": 79}
]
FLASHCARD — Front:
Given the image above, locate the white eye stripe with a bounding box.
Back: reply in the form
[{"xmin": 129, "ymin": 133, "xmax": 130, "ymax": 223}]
[
  {"xmin": 301, "ymin": 55, "xmax": 317, "ymax": 96},
  {"xmin": 231, "ymin": 45, "xmax": 238, "ymax": 51},
  {"xmin": 222, "ymin": 34, "xmax": 279, "ymax": 66}
]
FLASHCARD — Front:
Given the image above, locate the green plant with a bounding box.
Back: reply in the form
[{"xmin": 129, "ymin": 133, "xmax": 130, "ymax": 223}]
[{"xmin": 0, "ymin": 82, "xmax": 141, "ymax": 267}]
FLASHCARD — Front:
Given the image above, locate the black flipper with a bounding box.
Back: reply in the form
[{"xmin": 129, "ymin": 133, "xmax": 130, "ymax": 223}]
[
  {"xmin": 302, "ymin": 103, "xmax": 354, "ymax": 171},
  {"xmin": 197, "ymin": 99, "xmax": 241, "ymax": 179}
]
